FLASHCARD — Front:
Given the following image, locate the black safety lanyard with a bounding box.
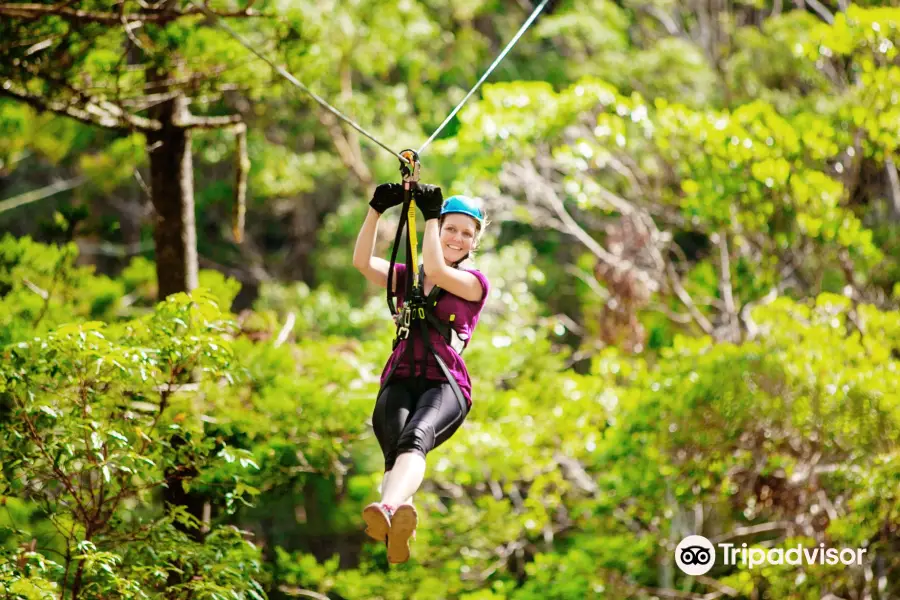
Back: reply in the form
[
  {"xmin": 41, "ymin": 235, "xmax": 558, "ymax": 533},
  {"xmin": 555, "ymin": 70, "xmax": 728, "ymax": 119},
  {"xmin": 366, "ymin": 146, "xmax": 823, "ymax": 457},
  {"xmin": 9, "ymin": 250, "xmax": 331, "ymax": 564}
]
[{"xmin": 386, "ymin": 149, "xmax": 421, "ymax": 319}]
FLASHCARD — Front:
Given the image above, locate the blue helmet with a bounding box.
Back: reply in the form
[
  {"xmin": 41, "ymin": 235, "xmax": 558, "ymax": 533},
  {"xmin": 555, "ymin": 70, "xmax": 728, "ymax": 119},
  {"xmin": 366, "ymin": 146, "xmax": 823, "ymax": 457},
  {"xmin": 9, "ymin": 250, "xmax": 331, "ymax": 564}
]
[{"xmin": 441, "ymin": 195, "xmax": 485, "ymax": 225}]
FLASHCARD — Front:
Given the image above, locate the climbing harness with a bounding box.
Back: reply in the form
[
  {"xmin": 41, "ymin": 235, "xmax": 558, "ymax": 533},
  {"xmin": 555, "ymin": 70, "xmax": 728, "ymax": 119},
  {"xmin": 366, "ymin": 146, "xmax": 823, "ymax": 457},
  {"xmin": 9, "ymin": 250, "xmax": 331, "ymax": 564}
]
[
  {"xmin": 379, "ymin": 259, "xmax": 470, "ymax": 414},
  {"xmin": 380, "ymin": 160, "xmax": 488, "ymax": 410},
  {"xmin": 381, "ymin": 149, "xmax": 466, "ymax": 406},
  {"xmin": 386, "ymin": 174, "xmax": 487, "ymax": 321}
]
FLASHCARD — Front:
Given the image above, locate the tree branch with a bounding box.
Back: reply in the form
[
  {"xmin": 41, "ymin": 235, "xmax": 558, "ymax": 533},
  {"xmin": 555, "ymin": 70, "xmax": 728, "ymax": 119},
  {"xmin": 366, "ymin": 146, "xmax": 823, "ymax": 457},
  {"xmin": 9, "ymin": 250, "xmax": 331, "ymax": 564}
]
[
  {"xmin": 273, "ymin": 312, "xmax": 296, "ymax": 348},
  {"xmin": 566, "ymin": 264, "xmax": 610, "ymax": 300},
  {"xmin": 666, "ymin": 262, "xmax": 715, "ymax": 335},
  {"xmin": 318, "ymin": 110, "xmax": 373, "ymax": 186},
  {"xmin": 340, "ymin": 57, "xmax": 368, "ymax": 178},
  {"xmin": 554, "ymin": 452, "xmax": 599, "ymax": 496},
  {"xmin": 803, "ymin": 0, "xmax": 835, "ymax": 24},
  {"xmin": 711, "ymin": 520, "xmax": 792, "ymax": 544},
  {"xmin": 0, "ymin": 84, "xmax": 160, "ymax": 131},
  {"xmin": 277, "ymin": 587, "xmax": 331, "ymax": 600},
  {"xmin": 715, "ymin": 230, "xmax": 740, "ymax": 342},
  {"xmin": 120, "ymin": 5, "xmax": 150, "ymax": 53},
  {"xmin": 75, "ymin": 240, "xmax": 154, "ymax": 258},
  {"xmin": 639, "ymin": 5, "xmax": 683, "ymax": 36},
  {"xmin": 0, "ymin": 3, "xmax": 263, "ymax": 25},
  {"xmin": 233, "ymin": 123, "xmax": 248, "ymax": 243},
  {"xmin": 885, "ymin": 157, "xmax": 900, "ymax": 221},
  {"xmin": 739, "ymin": 287, "xmax": 778, "ymax": 341},
  {"xmin": 179, "ymin": 113, "xmax": 244, "ymax": 129},
  {"xmin": 0, "ymin": 176, "xmax": 86, "ymax": 214},
  {"xmin": 507, "ymin": 161, "xmax": 660, "ymax": 294},
  {"xmin": 22, "ymin": 278, "xmax": 48, "ymax": 300},
  {"xmin": 649, "ymin": 302, "xmax": 695, "ymax": 324},
  {"xmin": 696, "ymin": 576, "xmax": 739, "ymax": 598}
]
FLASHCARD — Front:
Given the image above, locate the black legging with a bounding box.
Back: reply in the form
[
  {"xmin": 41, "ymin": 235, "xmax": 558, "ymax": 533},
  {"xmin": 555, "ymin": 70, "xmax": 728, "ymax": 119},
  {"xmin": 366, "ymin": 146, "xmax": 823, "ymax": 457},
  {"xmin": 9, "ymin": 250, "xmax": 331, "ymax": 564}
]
[{"xmin": 372, "ymin": 377, "xmax": 469, "ymax": 472}]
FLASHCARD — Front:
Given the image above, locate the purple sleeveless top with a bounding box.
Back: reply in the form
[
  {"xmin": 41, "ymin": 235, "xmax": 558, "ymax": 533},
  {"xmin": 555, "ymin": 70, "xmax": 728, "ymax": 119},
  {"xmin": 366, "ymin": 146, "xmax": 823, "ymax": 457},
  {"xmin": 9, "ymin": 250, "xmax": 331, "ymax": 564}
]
[{"xmin": 379, "ymin": 263, "xmax": 490, "ymax": 407}]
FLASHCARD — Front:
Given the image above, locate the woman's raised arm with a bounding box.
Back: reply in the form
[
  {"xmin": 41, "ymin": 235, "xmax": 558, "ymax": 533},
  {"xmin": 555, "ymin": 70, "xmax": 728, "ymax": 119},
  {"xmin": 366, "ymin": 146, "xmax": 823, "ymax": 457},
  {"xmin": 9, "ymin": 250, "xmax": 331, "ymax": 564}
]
[{"xmin": 353, "ymin": 184, "xmax": 407, "ymax": 290}]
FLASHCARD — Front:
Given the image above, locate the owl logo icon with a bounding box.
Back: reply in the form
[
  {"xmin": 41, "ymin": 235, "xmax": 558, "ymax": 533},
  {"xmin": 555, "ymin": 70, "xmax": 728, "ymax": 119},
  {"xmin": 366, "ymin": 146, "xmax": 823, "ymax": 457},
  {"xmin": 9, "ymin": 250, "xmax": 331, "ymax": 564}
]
[{"xmin": 675, "ymin": 535, "xmax": 716, "ymax": 576}]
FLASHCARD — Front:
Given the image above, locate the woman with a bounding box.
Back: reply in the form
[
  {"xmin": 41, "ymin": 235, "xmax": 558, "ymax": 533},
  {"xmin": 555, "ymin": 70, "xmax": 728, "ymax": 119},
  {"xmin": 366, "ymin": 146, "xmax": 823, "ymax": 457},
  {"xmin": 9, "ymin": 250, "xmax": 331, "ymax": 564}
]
[{"xmin": 352, "ymin": 182, "xmax": 491, "ymax": 564}]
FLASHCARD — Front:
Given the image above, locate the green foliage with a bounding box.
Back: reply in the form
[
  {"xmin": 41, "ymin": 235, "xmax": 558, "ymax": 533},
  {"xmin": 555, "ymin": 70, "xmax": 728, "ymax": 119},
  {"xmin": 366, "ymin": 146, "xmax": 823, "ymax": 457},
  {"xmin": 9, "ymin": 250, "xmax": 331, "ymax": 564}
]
[
  {"xmin": 727, "ymin": 12, "xmax": 830, "ymax": 110},
  {"xmin": 0, "ymin": 100, "xmax": 85, "ymax": 171},
  {"xmin": 4, "ymin": 2, "xmax": 900, "ymax": 598},
  {"xmin": 0, "ymin": 547, "xmax": 61, "ymax": 599},
  {"xmin": 449, "ymin": 71, "xmax": 883, "ymax": 311},
  {"xmin": 79, "ymin": 135, "xmax": 146, "ymax": 194},
  {"xmin": 0, "ymin": 235, "xmax": 124, "ymax": 346},
  {"xmin": 273, "ymin": 290, "xmax": 900, "ymax": 599},
  {"xmin": 0, "ymin": 289, "xmax": 267, "ymax": 598},
  {"xmin": 0, "ymin": 236, "xmax": 243, "ymax": 346},
  {"xmin": 3, "ymin": 208, "xmax": 900, "ymax": 599},
  {"xmin": 804, "ymin": 7, "xmax": 900, "ymax": 161}
]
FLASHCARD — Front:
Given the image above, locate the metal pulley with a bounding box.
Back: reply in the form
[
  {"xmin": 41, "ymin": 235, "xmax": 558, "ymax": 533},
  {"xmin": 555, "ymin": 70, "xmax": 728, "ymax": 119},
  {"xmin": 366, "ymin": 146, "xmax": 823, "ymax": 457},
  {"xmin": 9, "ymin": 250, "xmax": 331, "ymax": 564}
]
[
  {"xmin": 399, "ymin": 149, "xmax": 420, "ymax": 187},
  {"xmin": 398, "ymin": 149, "xmax": 422, "ymax": 291}
]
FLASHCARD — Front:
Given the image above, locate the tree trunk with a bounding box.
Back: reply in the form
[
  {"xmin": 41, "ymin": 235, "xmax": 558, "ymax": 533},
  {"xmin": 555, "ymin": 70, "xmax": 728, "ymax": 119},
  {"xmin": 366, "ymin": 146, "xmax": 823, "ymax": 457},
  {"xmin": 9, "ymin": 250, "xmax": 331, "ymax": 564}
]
[
  {"xmin": 147, "ymin": 94, "xmax": 198, "ymax": 299},
  {"xmin": 147, "ymin": 93, "xmax": 204, "ymax": 542},
  {"xmin": 886, "ymin": 158, "xmax": 900, "ymax": 222}
]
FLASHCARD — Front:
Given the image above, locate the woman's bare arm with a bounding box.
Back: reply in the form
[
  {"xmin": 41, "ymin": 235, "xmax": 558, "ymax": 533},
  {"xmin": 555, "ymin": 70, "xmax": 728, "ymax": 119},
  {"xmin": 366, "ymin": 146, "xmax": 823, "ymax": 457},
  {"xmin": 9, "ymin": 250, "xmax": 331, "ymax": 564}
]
[{"xmin": 352, "ymin": 207, "xmax": 399, "ymax": 292}]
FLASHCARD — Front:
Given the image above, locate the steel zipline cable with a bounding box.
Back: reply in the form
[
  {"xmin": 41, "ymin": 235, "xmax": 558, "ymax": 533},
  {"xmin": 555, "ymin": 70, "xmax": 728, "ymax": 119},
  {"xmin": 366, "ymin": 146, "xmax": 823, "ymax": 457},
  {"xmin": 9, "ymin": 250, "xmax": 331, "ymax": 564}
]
[
  {"xmin": 189, "ymin": 0, "xmax": 550, "ymax": 161},
  {"xmin": 188, "ymin": 0, "xmax": 410, "ymax": 163},
  {"xmin": 416, "ymin": 0, "xmax": 551, "ymax": 155}
]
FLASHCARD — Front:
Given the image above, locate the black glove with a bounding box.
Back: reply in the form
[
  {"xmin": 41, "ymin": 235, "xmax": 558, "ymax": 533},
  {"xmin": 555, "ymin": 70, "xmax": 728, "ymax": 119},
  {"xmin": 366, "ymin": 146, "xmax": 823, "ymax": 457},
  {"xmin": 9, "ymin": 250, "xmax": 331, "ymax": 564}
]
[
  {"xmin": 414, "ymin": 184, "xmax": 443, "ymax": 220},
  {"xmin": 369, "ymin": 183, "xmax": 405, "ymax": 214}
]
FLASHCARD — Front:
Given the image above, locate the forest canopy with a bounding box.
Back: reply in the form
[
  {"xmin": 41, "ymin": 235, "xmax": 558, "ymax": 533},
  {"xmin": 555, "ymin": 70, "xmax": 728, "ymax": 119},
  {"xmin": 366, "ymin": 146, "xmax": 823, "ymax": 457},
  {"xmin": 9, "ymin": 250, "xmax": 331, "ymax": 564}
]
[{"xmin": 1, "ymin": 0, "xmax": 899, "ymax": 598}]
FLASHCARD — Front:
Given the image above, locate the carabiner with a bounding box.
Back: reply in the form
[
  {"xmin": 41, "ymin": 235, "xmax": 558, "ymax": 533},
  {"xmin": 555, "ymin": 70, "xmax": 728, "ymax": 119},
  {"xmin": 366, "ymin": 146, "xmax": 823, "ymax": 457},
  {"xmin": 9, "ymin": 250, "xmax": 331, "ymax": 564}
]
[
  {"xmin": 399, "ymin": 149, "xmax": 420, "ymax": 185},
  {"xmin": 402, "ymin": 306, "xmax": 411, "ymax": 327}
]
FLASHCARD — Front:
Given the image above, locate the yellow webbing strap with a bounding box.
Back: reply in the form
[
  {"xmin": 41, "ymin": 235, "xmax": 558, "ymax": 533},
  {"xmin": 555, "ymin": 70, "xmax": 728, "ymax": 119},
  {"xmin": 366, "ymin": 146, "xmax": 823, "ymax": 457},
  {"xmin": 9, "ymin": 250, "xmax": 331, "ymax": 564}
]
[{"xmin": 408, "ymin": 199, "xmax": 419, "ymax": 291}]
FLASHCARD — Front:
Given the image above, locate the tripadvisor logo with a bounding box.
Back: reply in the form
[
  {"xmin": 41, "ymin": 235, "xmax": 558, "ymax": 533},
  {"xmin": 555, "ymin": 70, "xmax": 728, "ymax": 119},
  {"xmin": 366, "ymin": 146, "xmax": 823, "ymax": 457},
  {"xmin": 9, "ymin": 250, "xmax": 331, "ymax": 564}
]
[
  {"xmin": 675, "ymin": 535, "xmax": 868, "ymax": 575},
  {"xmin": 675, "ymin": 535, "xmax": 716, "ymax": 576}
]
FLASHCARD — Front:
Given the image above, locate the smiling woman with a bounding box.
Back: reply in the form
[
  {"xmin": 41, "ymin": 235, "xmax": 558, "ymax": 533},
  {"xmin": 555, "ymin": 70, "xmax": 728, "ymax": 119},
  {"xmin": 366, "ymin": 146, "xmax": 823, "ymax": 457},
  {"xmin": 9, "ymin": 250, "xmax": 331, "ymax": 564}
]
[
  {"xmin": 438, "ymin": 195, "xmax": 489, "ymax": 265},
  {"xmin": 441, "ymin": 215, "xmax": 475, "ymax": 260},
  {"xmin": 352, "ymin": 184, "xmax": 491, "ymax": 564}
]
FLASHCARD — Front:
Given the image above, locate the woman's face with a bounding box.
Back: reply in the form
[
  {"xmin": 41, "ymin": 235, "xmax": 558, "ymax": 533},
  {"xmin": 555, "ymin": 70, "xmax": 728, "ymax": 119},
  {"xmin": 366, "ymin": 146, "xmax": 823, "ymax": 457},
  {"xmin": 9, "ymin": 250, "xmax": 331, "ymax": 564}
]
[{"xmin": 440, "ymin": 213, "xmax": 479, "ymax": 264}]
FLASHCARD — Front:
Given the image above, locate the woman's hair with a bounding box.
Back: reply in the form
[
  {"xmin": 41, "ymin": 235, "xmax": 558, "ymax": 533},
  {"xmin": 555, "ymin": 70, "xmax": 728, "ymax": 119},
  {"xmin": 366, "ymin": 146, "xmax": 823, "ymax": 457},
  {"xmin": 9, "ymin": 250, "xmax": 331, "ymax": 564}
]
[{"xmin": 439, "ymin": 197, "xmax": 490, "ymax": 263}]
